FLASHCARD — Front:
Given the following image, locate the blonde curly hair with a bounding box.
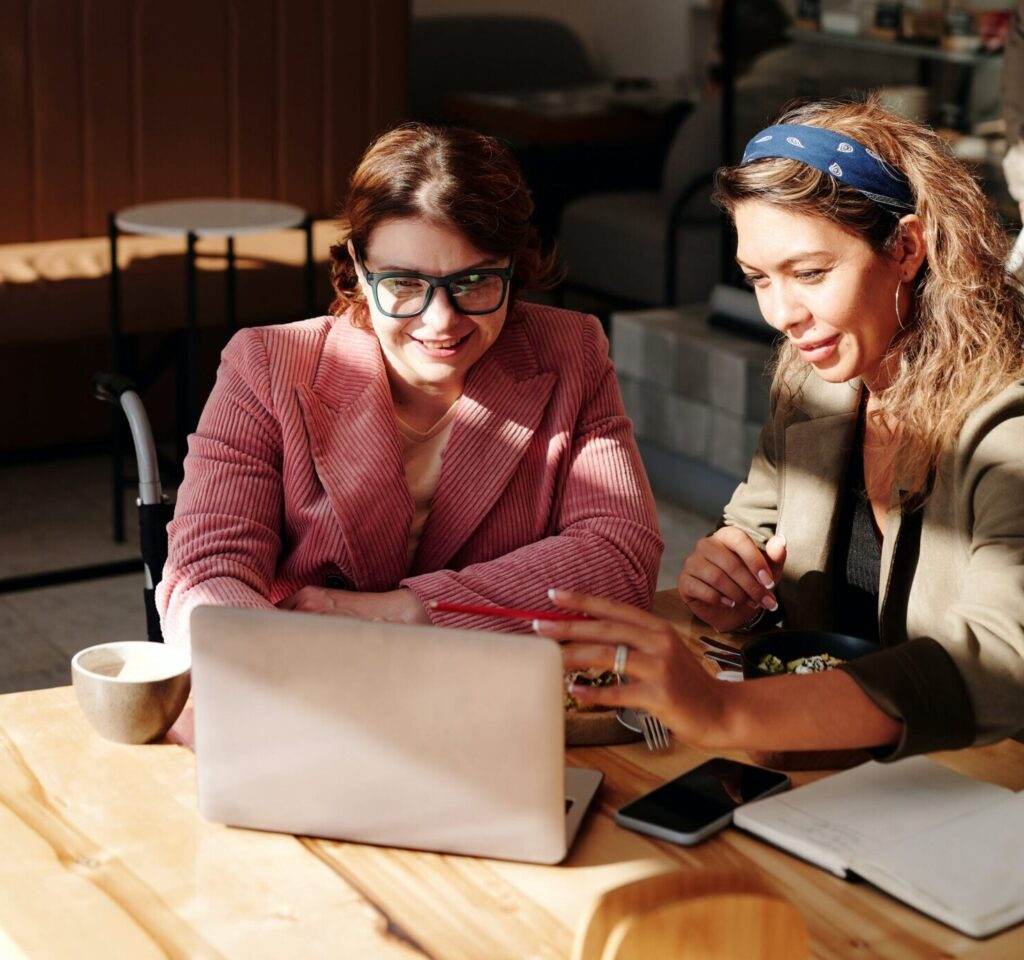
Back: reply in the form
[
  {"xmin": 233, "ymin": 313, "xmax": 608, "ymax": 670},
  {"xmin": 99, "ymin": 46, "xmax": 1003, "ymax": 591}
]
[{"xmin": 715, "ymin": 97, "xmax": 1024, "ymax": 504}]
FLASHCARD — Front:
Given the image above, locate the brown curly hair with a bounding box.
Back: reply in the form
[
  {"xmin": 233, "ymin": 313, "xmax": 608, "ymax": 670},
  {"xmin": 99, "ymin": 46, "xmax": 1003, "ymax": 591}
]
[
  {"xmin": 329, "ymin": 124, "xmax": 560, "ymax": 325},
  {"xmin": 715, "ymin": 97, "xmax": 1024, "ymax": 504}
]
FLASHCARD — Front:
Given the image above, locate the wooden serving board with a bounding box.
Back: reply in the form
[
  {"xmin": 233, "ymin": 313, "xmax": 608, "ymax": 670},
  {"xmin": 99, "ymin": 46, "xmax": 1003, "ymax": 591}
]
[{"xmin": 565, "ymin": 709, "xmax": 642, "ymax": 746}]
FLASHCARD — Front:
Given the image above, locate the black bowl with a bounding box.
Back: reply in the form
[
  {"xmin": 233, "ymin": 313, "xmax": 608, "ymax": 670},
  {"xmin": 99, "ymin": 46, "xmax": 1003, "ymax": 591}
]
[{"xmin": 741, "ymin": 630, "xmax": 877, "ymax": 680}]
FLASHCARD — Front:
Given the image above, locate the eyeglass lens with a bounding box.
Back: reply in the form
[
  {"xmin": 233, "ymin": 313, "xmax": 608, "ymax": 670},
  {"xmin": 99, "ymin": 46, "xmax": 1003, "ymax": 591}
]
[{"xmin": 377, "ymin": 273, "xmax": 506, "ymax": 317}]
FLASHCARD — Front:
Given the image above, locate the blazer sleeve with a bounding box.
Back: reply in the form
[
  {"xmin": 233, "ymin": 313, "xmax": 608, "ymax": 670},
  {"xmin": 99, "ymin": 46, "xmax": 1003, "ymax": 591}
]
[
  {"xmin": 842, "ymin": 392, "xmax": 1024, "ymax": 758},
  {"xmin": 400, "ymin": 319, "xmax": 664, "ymax": 630},
  {"xmin": 156, "ymin": 329, "xmax": 283, "ymax": 646}
]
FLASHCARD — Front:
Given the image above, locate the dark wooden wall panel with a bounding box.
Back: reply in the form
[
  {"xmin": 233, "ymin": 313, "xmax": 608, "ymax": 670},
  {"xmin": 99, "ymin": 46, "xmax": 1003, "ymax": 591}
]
[
  {"xmin": 325, "ymin": 0, "xmax": 410, "ymax": 216},
  {"xmin": 0, "ymin": 2, "xmax": 33, "ymax": 241},
  {"xmin": 33, "ymin": 0, "xmax": 85, "ymax": 238},
  {"xmin": 236, "ymin": 0, "xmax": 275, "ymax": 203},
  {"xmin": 83, "ymin": 0, "xmax": 135, "ymax": 235},
  {"xmin": 279, "ymin": 0, "xmax": 323, "ymax": 217},
  {"xmin": 0, "ymin": 0, "xmax": 409, "ymax": 242},
  {"xmin": 329, "ymin": 0, "xmax": 369, "ymax": 214},
  {"xmin": 370, "ymin": 0, "xmax": 411, "ymax": 138},
  {"xmin": 135, "ymin": 0, "xmax": 232, "ymax": 200}
]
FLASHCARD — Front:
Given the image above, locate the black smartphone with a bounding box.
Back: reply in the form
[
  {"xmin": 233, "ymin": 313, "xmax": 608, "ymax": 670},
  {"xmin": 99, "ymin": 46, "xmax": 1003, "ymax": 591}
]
[{"xmin": 614, "ymin": 758, "xmax": 790, "ymax": 846}]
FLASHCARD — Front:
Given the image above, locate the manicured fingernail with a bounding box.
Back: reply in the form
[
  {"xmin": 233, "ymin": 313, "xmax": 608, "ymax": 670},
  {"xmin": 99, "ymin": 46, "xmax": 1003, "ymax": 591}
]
[
  {"xmin": 776, "ymin": 533, "xmax": 787, "ymax": 546},
  {"xmin": 533, "ymin": 619, "xmax": 555, "ymax": 634},
  {"xmin": 758, "ymin": 570, "xmax": 775, "ymax": 590},
  {"xmin": 761, "ymin": 596, "xmax": 779, "ymax": 612},
  {"xmin": 720, "ymin": 597, "xmax": 736, "ymax": 608}
]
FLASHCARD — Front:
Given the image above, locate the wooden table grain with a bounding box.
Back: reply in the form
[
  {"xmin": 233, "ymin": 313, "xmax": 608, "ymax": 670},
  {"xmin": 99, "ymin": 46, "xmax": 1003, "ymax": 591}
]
[{"xmin": 1, "ymin": 592, "xmax": 1022, "ymax": 959}]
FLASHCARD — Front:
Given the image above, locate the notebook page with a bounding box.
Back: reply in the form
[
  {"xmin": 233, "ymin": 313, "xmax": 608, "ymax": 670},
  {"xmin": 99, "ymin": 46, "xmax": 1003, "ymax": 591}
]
[
  {"xmin": 733, "ymin": 757, "xmax": 1011, "ymax": 878},
  {"xmin": 849, "ymin": 793, "xmax": 1024, "ymax": 938}
]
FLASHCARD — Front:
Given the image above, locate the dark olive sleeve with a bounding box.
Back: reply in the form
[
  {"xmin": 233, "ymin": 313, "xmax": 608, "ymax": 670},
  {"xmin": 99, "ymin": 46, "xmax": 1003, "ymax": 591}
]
[{"xmin": 839, "ymin": 636, "xmax": 976, "ymax": 761}]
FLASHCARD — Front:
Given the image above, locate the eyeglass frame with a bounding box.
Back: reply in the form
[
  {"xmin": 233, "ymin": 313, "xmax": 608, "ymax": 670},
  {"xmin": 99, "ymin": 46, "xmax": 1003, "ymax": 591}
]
[{"xmin": 354, "ymin": 250, "xmax": 514, "ymax": 319}]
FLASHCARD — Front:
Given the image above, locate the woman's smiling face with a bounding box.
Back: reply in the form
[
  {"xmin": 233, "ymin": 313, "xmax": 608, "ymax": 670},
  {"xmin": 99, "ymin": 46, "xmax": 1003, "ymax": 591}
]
[
  {"xmin": 734, "ymin": 200, "xmax": 911, "ymax": 392},
  {"xmin": 352, "ymin": 217, "xmax": 510, "ymax": 402}
]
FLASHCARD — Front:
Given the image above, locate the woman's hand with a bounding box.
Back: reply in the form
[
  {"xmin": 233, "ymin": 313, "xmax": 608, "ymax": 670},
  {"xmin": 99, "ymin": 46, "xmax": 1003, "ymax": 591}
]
[
  {"xmin": 536, "ymin": 589, "xmax": 729, "ymax": 749},
  {"xmin": 277, "ymin": 587, "xmax": 429, "ymax": 624},
  {"xmin": 539, "ymin": 589, "xmax": 902, "ymax": 753},
  {"xmin": 678, "ymin": 529, "xmax": 787, "ymax": 633}
]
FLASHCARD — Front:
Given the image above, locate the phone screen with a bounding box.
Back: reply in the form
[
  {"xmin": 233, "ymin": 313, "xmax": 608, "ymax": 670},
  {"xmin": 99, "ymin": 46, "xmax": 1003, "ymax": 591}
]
[{"xmin": 618, "ymin": 759, "xmax": 789, "ymax": 835}]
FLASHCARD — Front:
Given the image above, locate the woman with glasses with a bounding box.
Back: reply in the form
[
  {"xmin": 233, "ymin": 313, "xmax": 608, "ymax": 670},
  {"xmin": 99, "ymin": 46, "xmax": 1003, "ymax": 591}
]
[
  {"xmin": 157, "ymin": 124, "xmax": 663, "ymax": 646},
  {"xmin": 538, "ymin": 98, "xmax": 1024, "ymax": 760}
]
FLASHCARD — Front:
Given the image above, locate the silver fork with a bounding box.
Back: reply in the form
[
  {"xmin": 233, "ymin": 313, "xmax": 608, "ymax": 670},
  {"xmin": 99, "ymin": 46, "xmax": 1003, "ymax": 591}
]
[{"xmin": 637, "ymin": 710, "xmax": 671, "ymax": 751}]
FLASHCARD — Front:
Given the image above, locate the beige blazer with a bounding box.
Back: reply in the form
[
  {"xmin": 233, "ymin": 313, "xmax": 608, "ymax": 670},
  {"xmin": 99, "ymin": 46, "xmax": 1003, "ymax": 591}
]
[{"xmin": 723, "ymin": 371, "xmax": 1024, "ymax": 759}]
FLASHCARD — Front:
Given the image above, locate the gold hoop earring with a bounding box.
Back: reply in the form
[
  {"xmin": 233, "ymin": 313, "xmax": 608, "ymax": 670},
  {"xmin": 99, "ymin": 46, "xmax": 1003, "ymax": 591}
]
[{"xmin": 894, "ymin": 278, "xmax": 904, "ymax": 330}]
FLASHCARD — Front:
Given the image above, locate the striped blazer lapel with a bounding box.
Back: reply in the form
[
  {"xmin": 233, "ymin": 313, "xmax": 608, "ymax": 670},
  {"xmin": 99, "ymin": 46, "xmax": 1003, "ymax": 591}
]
[
  {"xmin": 295, "ymin": 321, "xmax": 412, "ymax": 590},
  {"xmin": 412, "ymin": 322, "xmax": 557, "ymax": 574}
]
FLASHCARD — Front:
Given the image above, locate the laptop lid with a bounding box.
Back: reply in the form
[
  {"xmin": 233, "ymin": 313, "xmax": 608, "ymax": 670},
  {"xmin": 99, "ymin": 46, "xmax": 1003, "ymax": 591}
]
[{"xmin": 190, "ymin": 605, "xmax": 599, "ymax": 864}]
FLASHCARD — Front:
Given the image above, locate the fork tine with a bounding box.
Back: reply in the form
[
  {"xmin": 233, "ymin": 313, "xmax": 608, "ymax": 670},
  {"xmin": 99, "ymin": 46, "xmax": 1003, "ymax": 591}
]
[
  {"xmin": 639, "ymin": 713, "xmax": 651, "ymax": 750},
  {"xmin": 642, "ymin": 712, "xmax": 670, "ymax": 750},
  {"xmin": 639, "ymin": 713, "xmax": 656, "ymax": 751},
  {"xmin": 649, "ymin": 716, "xmax": 663, "ymax": 751}
]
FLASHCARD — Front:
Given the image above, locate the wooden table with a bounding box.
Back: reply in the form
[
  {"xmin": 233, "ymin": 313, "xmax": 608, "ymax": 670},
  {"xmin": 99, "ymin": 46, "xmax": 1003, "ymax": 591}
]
[{"xmin": 2, "ymin": 592, "xmax": 1023, "ymax": 959}]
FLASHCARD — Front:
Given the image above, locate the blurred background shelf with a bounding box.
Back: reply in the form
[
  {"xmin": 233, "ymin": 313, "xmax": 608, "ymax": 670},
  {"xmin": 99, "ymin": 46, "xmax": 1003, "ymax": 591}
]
[{"xmin": 787, "ymin": 25, "xmax": 1002, "ymax": 65}]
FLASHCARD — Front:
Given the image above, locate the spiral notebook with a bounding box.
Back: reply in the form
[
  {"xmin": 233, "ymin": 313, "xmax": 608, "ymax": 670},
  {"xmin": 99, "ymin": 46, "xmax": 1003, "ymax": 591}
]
[{"xmin": 733, "ymin": 756, "xmax": 1024, "ymax": 938}]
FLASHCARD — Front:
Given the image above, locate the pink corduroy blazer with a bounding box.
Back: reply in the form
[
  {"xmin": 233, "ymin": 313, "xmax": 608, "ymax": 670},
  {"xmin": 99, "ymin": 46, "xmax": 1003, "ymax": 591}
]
[{"xmin": 157, "ymin": 302, "xmax": 663, "ymax": 646}]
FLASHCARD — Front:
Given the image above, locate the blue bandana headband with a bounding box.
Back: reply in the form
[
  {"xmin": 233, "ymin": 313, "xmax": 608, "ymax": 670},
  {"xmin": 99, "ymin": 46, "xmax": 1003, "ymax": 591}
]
[{"xmin": 741, "ymin": 123, "xmax": 915, "ymax": 214}]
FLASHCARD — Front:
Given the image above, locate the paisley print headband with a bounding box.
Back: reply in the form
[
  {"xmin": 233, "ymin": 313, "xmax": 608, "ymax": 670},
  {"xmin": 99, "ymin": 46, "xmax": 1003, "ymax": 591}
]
[{"xmin": 741, "ymin": 123, "xmax": 915, "ymax": 213}]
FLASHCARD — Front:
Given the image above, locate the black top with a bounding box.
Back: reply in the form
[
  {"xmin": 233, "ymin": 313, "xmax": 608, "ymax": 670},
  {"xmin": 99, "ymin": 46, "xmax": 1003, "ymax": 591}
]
[{"xmin": 832, "ymin": 405, "xmax": 882, "ymax": 645}]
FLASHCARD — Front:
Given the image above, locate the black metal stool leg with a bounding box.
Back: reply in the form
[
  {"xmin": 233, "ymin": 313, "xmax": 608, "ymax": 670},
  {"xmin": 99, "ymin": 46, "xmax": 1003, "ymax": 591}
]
[
  {"xmin": 226, "ymin": 235, "xmax": 237, "ymax": 333},
  {"xmin": 303, "ymin": 216, "xmax": 315, "ymax": 317},
  {"xmin": 108, "ymin": 212, "xmax": 126, "ymax": 543},
  {"xmin": 178, "ymin": 230, "xmax": 199, "ymax": 464}
]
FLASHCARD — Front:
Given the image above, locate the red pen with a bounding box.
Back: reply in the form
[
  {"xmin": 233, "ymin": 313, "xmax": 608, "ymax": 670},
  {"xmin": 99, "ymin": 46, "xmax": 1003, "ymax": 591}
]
[{"xmin": 426, "ymin": 600, "xmax": 589, "ymax": 622}]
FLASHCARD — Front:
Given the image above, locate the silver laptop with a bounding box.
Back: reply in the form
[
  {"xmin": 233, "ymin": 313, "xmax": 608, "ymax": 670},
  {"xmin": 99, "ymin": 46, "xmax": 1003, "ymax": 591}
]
[{"xmin": 190, "ymin": 605, "xmax": 603, "ymax": 864}]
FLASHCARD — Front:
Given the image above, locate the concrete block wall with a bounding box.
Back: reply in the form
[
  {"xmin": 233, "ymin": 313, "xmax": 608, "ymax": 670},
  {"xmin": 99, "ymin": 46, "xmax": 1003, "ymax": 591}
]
[{"xmin": 612, "ymin": 306, "xmax": 774, "ymax": 510}]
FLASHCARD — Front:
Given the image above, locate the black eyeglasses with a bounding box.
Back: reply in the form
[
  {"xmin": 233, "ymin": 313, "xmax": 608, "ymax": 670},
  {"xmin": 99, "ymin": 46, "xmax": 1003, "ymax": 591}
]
[{"xmin": 356, "ymin": 251, "xmax": 513, "ymax": 319}]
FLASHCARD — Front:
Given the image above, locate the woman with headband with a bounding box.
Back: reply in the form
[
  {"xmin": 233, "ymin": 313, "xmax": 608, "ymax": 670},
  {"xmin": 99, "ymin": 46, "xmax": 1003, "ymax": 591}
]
[{"xmin": 540, "ymin": 98, "xmax": 1024, "ymax": 759}]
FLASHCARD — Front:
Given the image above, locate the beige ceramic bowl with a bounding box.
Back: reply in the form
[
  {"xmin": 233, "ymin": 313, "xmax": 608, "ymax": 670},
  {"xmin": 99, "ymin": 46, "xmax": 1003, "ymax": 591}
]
[{"xmin": 71, "ymin": 641, "xmax": 191, "ymax": 744}]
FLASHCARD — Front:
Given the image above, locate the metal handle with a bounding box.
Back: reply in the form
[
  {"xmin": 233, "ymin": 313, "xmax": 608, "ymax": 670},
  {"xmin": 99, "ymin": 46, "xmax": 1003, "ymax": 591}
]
[{"xmin": 92, "ymin": 372, "xmax": 164, "ymax": 505}]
